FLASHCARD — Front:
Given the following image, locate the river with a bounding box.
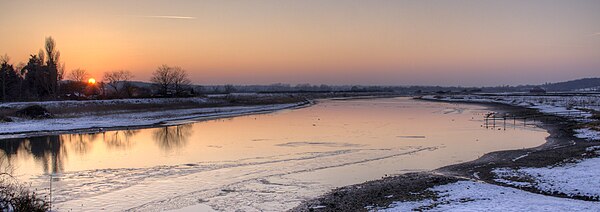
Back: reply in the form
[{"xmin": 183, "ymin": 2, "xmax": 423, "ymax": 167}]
[{"xmin": 0, "ymin": 97, "xmax": 548, "ymax": 211}]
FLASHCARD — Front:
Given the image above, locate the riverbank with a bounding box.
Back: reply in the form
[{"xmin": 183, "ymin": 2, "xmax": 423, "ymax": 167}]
[
  {"xmin": 0, "ymin": 92, "xmax": 400, "ymax": 139},
  {"xmin": 292, "ymin": 95, "xmax": 600, "ymax": 211},
  {"xmin": 0, "ymin": 94, "xmax": 306, "ymax": 139}
]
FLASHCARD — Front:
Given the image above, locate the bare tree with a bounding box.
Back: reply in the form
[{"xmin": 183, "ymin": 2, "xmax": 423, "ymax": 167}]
[
  {"xmin": 171, "ymin": 66, "xmax": 191, "ymax": 95},
  {"xmin": 68, "ymin": 68, "xmax": 88, "ymax": 82},
  {"xmin": 150, "ymin": 65, "xmax": 191, "ymax": 96},
  {"xmin": 151, "ymin": 65, "xmax": 174, "ymax": 96},
  {"xmin": 224, "ymin": 84, "xmax": 236, "ymax": 94},
  {"xmin": 45, "ymin": 37, "xmax": 61, "ymax": 99},
  {"xmin": 103, "ymin": 70, "xmax": 133, "ymax": 97},
  {"xmin": 64, "ymin": 68, "xmax": 89, "ymax": 97}
]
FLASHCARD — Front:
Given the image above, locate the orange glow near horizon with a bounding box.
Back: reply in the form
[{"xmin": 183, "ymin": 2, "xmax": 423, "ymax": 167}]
[
  {"xmin": 88, "ymin": 78, "xmax": 96, "ymax": 85},
  {"xmin": 0, "ymin": 1, "xmax": 599, "ymax": 86}
]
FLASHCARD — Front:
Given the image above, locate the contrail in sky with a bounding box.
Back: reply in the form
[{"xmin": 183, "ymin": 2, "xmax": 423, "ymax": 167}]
[{"xmin": 132, "ymin": 15, "xmax": 197, "ymax": 20}]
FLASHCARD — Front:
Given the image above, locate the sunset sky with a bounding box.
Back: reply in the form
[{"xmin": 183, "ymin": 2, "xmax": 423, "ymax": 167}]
[{"xmin": 1, "ymin": 0, "xmax": 599, "ymax": 86}]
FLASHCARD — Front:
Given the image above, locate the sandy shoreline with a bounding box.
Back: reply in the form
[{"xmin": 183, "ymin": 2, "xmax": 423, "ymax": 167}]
[{"xmin": 292, "ymin": 98, "xmax": 599, "ymax": 211}]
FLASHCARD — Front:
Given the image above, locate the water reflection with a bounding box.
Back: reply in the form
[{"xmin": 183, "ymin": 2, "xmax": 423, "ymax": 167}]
[
  {"xmin": 0, "ymin": 98, "xmax": 548, "ymax": 183},
  {"xmin": 62, "ymin": 134, "xmax": 98, "ymax": 155},
  {"xmin": 0, "ymin": 127, "xmax": 191, "ymax": 174},
  {"xmin": 0, "ymin": 136, "xmax": 66, "ymax": 174},
  {"xmin": 103, "ymin": 130, "xmax": 139, "ymax": 150},
  {"xmin": 153, "ymin": 125, "xmax": 193, "ymax": 152}
]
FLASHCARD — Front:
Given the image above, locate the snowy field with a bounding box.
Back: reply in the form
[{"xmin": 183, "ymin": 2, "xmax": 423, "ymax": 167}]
[{"xmin": 377, "ymin": 181, "xmax": 600, "ymax": 211}]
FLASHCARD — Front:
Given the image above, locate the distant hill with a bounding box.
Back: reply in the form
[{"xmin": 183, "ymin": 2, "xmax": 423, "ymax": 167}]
[
  {"xmin": 129, "ymin": 81, "xmax": 153, "ymax": 88},
  {"xmin": 541, "ymin": 78, "xmax": 600, "ymax": 92}
]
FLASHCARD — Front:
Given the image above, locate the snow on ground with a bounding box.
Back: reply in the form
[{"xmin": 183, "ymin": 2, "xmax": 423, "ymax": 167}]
[
  {"xmin": 416, "ymin": 94, "xmax": 600, "ymax": 209},
  {"xmin": 575, "ymin": 128, "xmax": 600, "ymax": 141},
  {"xmin": 422, "ymin": 94, "xmax": 600, "ymax": 121},
  {"xmin": 425, "ymin": 94, "xmax": 600, "ymax": 141},
  {"xmin": 0, "ymin": 102, "xmax": 305, "ymax": 137},
  {"xmin": 0, "ymin": 97, "xmax": 211, "ymax": 110},
  {"xmin": 376, "ymin": 181, "xmax": 600, "ymax": 211},
  {"xmin": 492, "ymin": 151, "xmax": 600, "ymax": 200}
]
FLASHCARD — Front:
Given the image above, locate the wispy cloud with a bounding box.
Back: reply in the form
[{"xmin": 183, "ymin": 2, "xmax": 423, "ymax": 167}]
[
  {"xmin": 132, "ymin": 15, "xmax": 197, "ymax": 20},
  {"xmin": 590, "ymin": 32, "xmax": 600, "ymax": 37}
]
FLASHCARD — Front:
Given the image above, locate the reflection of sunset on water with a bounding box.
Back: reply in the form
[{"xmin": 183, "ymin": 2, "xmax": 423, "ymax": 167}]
[{"xmin": 0, "ymin": 98, "xmax": 546, "ymax": 182}]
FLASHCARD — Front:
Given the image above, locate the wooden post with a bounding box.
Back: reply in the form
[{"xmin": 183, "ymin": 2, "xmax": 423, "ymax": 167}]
[{"xmin": 485, "ymin": 115, "xmax": 488, "ymax": 128}]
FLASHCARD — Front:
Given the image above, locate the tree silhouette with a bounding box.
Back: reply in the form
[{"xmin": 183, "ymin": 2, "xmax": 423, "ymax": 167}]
[
  {"xmin": 0, "ymin": 55, "xmax": 21, "ymax": 102},
  {"xmin": 150, "ymin": 65, "xmax": 191, "ymax": 96},
  {"xmin": 63, "ymin": 68, "xmax": 90, "ymax": 97},
  {"xmin": 103, "ymin": 70, "xmax": 133, "ymax": 98},
  {"xmin": 44, "ymin": 37, "xmax": 63, "ymax": 99},
  {"xmin": 68, "ymin": 68, "xmax": 88, "ymax": 82},
  {"xmin": 16, "ymin": 37, "xmax": 65, "ymax": 100},
  {"xmin": 151, "ymin": 65, "xmax": 174, "ymax": 96},
  {"xmin": 172, "ymin": 66, "xmax": 191, "ymax": 96},
  {"xmin": 22, "ymin": 54, "xmax": 49, "ymax": 99}
]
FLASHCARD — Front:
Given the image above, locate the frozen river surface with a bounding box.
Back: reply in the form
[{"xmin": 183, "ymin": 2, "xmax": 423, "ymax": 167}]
[{"xmin": 0, "ymin": 97, "xmax": 548, "ymax": 211}]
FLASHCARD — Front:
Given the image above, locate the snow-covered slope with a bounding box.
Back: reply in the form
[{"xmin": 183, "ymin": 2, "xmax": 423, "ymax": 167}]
[{"xmin": 377, "ymin": 181, "xmax": 600, "ymax": 211}]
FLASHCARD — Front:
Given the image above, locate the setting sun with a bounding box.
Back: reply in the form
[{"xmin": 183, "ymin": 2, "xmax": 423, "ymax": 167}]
[{"xmin": 0, "ymin": 1, "xmax": 598, "ymax": 211}]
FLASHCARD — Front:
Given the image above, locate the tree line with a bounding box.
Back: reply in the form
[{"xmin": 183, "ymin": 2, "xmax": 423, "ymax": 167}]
[{"xmin": 0, "ymin": 37, "xmax": 192, "ymax": 102}]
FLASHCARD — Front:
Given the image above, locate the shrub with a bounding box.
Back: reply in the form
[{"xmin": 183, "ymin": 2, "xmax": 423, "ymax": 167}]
[
  {"xmin": 15, "ymin": 105, "xmax": 53, "ymax": 119},
  {"xmin": 0, "ymin": 178, "xmax": 49, "ymax": 212},
  {"xmin": 0, "ymin": 116, "xmax": 12, "ymax": 123}
]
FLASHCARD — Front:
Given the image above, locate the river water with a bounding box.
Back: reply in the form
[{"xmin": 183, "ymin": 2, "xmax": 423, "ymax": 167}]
[{"xmin": 0, "ymin": 97, "xmax": 548, "ymax": 211}]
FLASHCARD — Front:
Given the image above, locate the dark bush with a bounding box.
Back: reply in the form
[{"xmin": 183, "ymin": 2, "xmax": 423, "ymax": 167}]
[
  {"xmin": 0, "ymin": 178, "xmax": 49, "ymax": 212},
  {"xmin": 15, "ymin": 105, "xmax": 53, "ymax": 119},
  {"xmin": 0, "ymin": 116, "xmax": 12, "ymax": 122}
]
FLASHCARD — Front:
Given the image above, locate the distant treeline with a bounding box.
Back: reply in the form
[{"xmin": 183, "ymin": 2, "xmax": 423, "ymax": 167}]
[
  {"xmin": 2, "ymin": 37, "xmax": 598, "ymax": 102},
  {"xmin": 192, "ymin": 79, "xmax": 600, "ymax": 95}
]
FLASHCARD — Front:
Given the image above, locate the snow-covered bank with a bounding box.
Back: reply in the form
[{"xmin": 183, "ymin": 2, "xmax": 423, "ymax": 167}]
[
  {"xmin": 0, "ymin": 102, "xmax": 308, "ymax": 138},
  {"xmin": 290, "ymin": 95, "xmax": 600, "ymax": 211},
  {"xmin": 422, "ymin": 94, "xmax": 600, "ymax": 121},
  {"xmin": 377, "ymin": 181, "xmax": 600, "ymax": 211},
  {"xmin": 575, "ymin": 128, "xmax": 600, "ymax": 141},
  {"xmin": 492, "ymin": 146, "xmax": 600, "ymax": 200},
  {"xmin": 423, "ymin": 94, "xmax": 600, "ymax": 143},
  {"xmin": 394, "ymin": 94, "xmax": 600, "ymax": 210},
  {"xmin": 0, "ymin": 97, "xmax": 211, "ymax": 111}
]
